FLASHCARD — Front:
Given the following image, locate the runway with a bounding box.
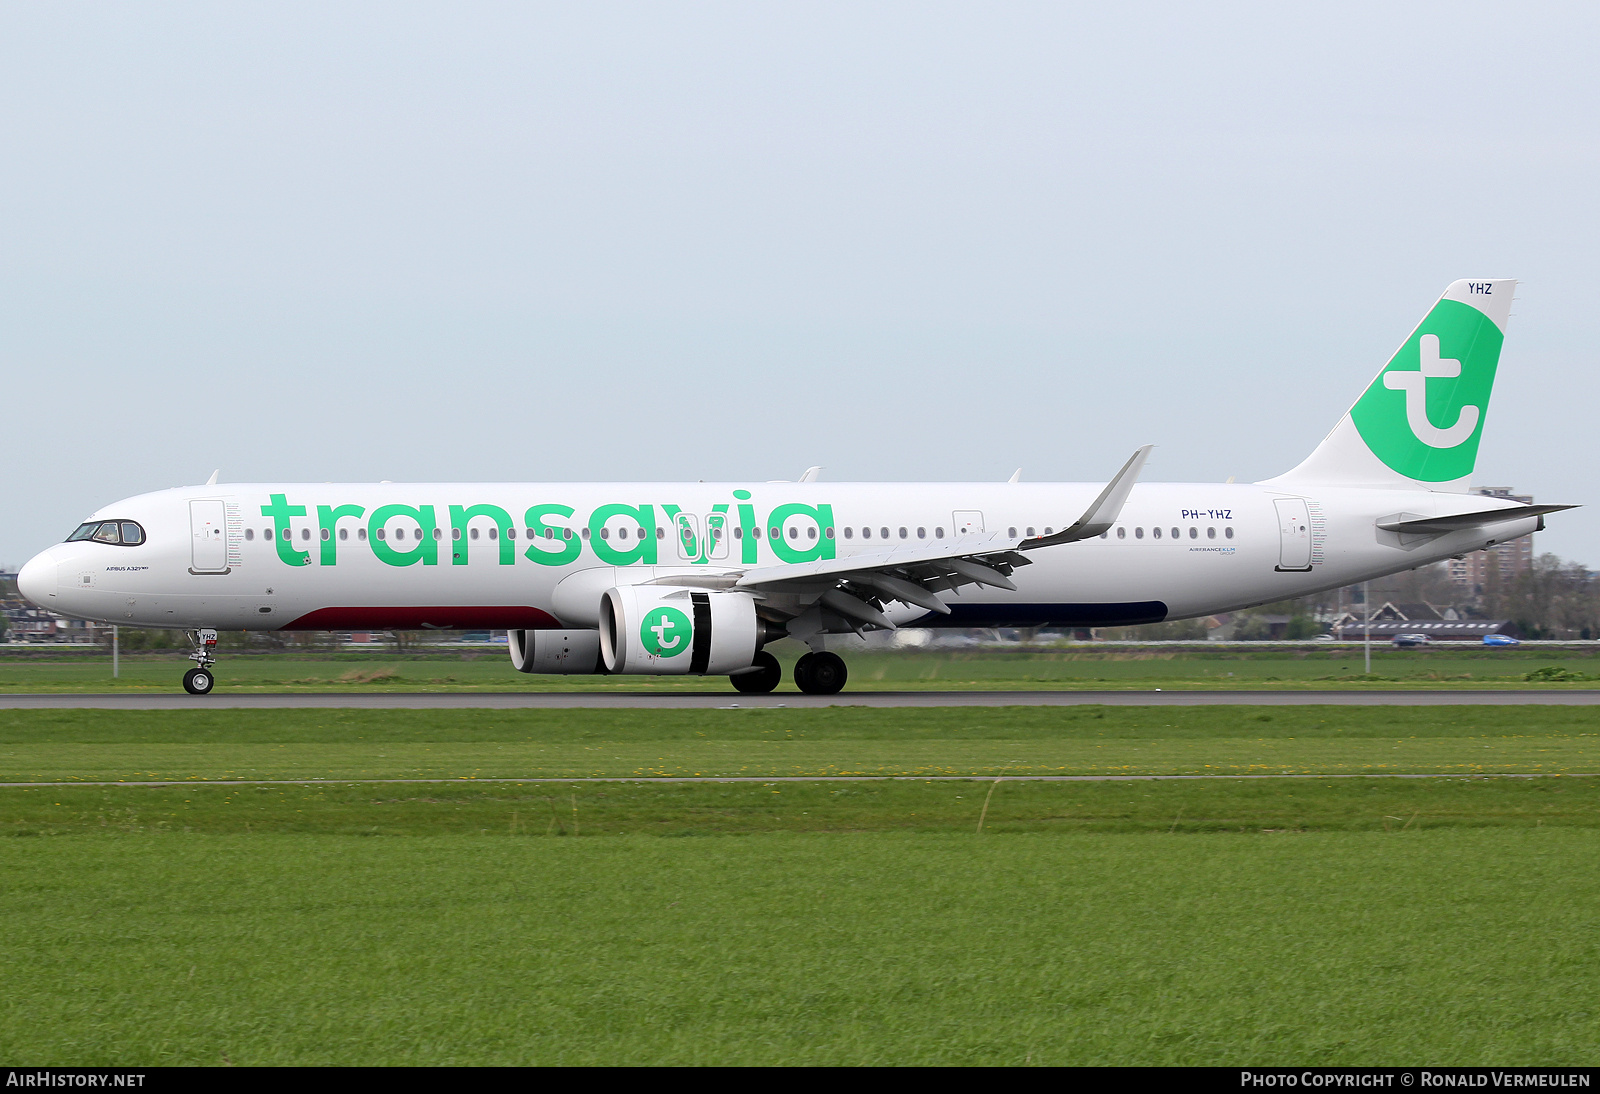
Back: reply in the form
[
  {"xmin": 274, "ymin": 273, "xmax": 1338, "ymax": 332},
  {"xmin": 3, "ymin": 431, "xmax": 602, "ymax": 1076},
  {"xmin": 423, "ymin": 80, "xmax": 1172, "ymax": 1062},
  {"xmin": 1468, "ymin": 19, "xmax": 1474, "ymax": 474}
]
[{"xmin": 2, "ymin": 689, "xmax": 1599, "ymax": 709}]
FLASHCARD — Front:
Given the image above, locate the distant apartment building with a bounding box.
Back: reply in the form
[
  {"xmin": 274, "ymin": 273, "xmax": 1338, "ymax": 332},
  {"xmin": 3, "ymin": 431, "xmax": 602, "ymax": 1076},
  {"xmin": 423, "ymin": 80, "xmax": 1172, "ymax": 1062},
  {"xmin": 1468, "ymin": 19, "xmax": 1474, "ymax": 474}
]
[
  {"xmin": 1448, "ymin": 487, "xmax": 1535, "ymax": 593},
  {"xmin": 0, "ymin": 575, "xmax": 106, "ymax": 643}
]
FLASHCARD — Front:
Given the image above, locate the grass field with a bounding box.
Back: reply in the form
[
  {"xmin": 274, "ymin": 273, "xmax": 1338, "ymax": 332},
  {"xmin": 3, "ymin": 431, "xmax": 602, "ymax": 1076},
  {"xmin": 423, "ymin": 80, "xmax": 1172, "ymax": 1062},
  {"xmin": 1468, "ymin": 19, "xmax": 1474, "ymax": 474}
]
[
  {"xmin": 2, "ymin": 644, "xmax": 1599, "ymax": 692},
  {"xmin": 0, "ymin": 706, "xmax": 1596, "ymax": 781},
  {"xmin": 2, "ymin": 828, "xmax": 1596, "ymax": 1064},
  {"xmin": 3, "ymin": 703, "xmax": 1599, "ymax": 1064}
]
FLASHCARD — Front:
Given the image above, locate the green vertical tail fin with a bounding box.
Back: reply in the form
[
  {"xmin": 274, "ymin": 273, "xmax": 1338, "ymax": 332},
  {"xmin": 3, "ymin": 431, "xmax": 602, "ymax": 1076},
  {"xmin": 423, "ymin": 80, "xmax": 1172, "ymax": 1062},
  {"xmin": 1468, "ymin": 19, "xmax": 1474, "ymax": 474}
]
[{"xmin": 1265, "ymin": 279, "xmax": 1516, "ymax": 491}]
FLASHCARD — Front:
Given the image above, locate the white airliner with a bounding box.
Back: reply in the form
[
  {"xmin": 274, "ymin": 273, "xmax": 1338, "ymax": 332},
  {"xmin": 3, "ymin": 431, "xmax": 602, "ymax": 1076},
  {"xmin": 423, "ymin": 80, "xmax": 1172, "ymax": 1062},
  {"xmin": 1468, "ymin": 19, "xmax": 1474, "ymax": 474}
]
[{"xmin": 17, "ymin": 279, "xmax": 1573, "ymax": 695}]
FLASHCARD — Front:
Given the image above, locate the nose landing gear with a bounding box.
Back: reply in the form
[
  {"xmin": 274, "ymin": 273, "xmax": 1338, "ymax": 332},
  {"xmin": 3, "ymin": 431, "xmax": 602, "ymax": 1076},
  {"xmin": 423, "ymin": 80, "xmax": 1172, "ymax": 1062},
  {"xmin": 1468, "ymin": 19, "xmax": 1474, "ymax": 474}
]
[{"xmin": 183, "ymin": 629, "xmax": 218, "ymax": 695}]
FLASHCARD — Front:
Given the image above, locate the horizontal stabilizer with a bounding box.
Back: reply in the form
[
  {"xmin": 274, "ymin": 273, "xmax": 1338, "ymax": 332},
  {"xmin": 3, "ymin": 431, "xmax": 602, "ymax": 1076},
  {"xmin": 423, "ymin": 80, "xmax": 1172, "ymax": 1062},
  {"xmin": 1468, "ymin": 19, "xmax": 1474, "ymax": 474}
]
[{"xmin": 1376, "ymin": 504, "xmax": 1576, "ymax": 535}]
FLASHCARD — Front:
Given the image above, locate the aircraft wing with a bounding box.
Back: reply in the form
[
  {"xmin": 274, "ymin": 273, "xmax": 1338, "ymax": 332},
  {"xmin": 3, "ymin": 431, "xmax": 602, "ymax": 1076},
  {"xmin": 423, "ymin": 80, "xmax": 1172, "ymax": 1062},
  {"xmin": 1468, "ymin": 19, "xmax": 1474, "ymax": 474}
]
[{"xmin": 728, "ymin": 446, "xmax": 1153, "ymax": 639}]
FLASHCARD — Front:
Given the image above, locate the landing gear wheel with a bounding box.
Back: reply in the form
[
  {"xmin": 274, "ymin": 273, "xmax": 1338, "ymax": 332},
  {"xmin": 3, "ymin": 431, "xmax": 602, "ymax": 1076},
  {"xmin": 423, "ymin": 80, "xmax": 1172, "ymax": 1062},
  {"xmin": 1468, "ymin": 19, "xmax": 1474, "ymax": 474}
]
[
  {"xmin": 731, "ymin": 650, "xmax": 782, "ymax": 694},
  {"xmin": 182, "ymin": 667, "xmax": 215, "ymax": 696},
  {"xmin": 794, "ymin": 651, "xmax": 847, "ymax": 695}
]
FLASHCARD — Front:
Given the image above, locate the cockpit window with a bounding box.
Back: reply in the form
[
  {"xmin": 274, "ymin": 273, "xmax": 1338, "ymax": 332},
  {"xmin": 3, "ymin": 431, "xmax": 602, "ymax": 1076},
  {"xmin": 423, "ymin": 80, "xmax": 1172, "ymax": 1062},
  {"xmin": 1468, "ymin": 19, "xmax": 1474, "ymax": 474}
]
[{"xmin": 65, "ymin": 520, "xmax": 146, "ymax": 546}]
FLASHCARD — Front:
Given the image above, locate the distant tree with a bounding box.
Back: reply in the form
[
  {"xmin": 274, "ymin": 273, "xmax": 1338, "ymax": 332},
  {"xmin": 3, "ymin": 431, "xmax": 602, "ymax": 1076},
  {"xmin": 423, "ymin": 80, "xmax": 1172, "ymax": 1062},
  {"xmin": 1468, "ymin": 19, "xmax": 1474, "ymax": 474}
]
[
  {"xmin": 1101, "ymin": 618, "xmax": 1207, "ymax": 641},
  {"xmin": 1285, "ymin": 614, "xmax": 1322, "ymax": 640}
]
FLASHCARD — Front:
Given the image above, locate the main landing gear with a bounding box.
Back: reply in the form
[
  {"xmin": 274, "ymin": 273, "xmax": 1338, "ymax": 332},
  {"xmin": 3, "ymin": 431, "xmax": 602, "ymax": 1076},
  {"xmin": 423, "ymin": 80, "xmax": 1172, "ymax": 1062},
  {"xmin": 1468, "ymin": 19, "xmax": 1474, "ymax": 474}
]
[
  {"xmin": 727, "ymin": 649, "xmax": 849, "ymax": 695},
  {"xmin": 793, "ymin": 651, "xmax": 847, "ymax": 696},
  {"xmin": 730, "ymin": 650, "xmax": 783, "ymax": 694},
  {"xmin": 183, "ymin": 629, "xmax": 218, "ymax": 695}
]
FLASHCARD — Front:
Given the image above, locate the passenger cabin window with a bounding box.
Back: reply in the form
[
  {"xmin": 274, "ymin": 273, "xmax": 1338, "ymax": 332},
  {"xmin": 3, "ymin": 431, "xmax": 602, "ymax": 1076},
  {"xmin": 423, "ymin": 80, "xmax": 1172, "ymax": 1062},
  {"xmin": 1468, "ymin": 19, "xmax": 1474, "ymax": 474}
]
[
  {"xmin": 844, "ymin": 527, "xmax": 853, "ymax": 539},
  {"xmin": 935, "ymin": 528, "xmax": 943, "ymax": 538},
  {"xmin": 861, "ymin": 527, "xmax": 871, "ymax": 538},
  {"xmin": 1152, "ymin": 527, "xmax": 1162, "ymax": 539},
  {"xmin": 1225, "ymin": 527, "xmax": 1234, "ymax": 539},
  {"xmin": 1171, "ymin": 527, "xmax": 1179, "ymax": 539},
  {"xmin": 1189, "ymin": 527, "xmax": 1198, "ymax": 539},
  {"xmin": 1026, "ymin": 527, "xmax": 1035, "ymax": 537},
  {"xmin": 916, "ymin": 527, "xmax": 925, "ymax": 539},
  {"xmin": 245, "ymin": 528, "xmax": 254, "ymax": 541},
  {"xmin": 1207, "ymin": 527, "xmax": 1216, "ymax": 539},
  {"xmin": 1117, "ymin": 527, "xmax": 1126, "ymax": 539},
  {"xmin": 881, "ymin": 527, "xmax": 890, "ymax": 539},
  {"xmin": 1008, "ymin": 527, "xmax": 1017, "ymax": 537},
  {"xmin": 1135, "ymin": 527, "xmax": 1144, "ymax": 539}
]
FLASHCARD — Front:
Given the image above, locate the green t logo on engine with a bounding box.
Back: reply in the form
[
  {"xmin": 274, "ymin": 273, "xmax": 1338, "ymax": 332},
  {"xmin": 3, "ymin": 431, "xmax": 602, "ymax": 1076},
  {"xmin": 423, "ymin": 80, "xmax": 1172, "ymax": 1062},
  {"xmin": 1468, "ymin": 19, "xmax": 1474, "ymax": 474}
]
[{"xmin": 641, "ymin": 606, "xmax": 692, "ymax": 657}]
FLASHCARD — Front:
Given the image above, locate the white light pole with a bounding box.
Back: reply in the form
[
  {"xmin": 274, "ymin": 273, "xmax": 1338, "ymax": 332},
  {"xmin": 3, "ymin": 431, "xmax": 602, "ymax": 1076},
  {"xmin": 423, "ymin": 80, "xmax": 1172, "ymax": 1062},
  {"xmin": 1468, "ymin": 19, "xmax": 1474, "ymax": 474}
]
[{"xmin": 1363, "ymin": 581, "xmax": 1372, "ymax": 675}]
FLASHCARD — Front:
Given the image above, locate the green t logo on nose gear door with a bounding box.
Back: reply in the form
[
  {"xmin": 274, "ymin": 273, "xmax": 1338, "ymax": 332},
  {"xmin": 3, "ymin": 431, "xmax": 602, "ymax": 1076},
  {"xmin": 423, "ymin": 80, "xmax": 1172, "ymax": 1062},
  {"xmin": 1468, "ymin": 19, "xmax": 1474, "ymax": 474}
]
[
  {"xmin": 640, "ymin": 606, "xmax": 693, "ymax": 658},
  {"xmin": 1348, "ymin": 298, "xmax": 1503, "ymax": 482}
]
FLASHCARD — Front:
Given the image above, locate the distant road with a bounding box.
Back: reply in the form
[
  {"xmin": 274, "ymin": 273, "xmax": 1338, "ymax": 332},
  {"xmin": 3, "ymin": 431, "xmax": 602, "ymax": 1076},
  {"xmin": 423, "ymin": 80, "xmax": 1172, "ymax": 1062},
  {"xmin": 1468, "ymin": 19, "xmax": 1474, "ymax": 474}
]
[{"xmin": 2, "ymin": 690, "xmax": 1599, "ymax": 709}]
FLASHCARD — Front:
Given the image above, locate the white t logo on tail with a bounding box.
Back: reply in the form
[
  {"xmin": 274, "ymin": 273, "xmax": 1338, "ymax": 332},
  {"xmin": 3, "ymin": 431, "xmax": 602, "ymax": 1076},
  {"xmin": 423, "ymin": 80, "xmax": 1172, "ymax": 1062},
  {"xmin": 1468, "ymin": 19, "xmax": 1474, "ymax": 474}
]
[{"xmin": 1382, "ymin": 334, "xmax": 1480, "ymax": 448}]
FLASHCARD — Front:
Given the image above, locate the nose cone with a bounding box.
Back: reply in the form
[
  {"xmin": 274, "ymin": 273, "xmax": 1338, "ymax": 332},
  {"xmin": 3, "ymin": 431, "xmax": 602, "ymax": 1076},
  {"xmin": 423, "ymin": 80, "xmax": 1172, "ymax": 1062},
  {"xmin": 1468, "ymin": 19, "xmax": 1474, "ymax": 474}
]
[{"xmin": 17, "ymin": 551, "xmax": 57, "ymax": 607}]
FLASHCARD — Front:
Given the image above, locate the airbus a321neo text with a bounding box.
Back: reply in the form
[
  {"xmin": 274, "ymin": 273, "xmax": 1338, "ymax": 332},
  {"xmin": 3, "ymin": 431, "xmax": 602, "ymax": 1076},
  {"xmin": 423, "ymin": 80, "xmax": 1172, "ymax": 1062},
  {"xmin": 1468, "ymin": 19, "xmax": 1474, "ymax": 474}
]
[{"xmin": 18, "ymin": 279, "xmax": 1573, "ymax": 695}]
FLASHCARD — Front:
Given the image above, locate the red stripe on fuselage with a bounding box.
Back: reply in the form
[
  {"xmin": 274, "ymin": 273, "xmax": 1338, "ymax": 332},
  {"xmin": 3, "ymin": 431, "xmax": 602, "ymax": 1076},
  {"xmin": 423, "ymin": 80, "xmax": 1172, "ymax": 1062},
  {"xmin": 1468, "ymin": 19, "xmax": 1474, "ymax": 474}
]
[{"xmin": 282, "ymin": 606, "xmax": 562, "ymax": 630}]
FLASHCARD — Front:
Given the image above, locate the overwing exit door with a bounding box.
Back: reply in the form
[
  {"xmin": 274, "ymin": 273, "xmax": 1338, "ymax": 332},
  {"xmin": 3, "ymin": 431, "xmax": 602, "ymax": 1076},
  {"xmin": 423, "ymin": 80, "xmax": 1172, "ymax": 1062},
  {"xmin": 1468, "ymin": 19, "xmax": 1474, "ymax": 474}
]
[
  {"xmin": 676, "ymin": 512, "xmax": 731, "ymax": 562},
  {"xmin": 675, "ymin": 513, "xmax": 701, "ymax": 561},
  {"xmin": 190, "ymin": 499, "xmax": 229, "ymax": 574},
  {"xmin": 705, "ymin": 512, "xmax": 729, "ymax": 559},
  {"xmin": 1273, "ymin": 498, "xmax": 1312, "ymax": 572}
]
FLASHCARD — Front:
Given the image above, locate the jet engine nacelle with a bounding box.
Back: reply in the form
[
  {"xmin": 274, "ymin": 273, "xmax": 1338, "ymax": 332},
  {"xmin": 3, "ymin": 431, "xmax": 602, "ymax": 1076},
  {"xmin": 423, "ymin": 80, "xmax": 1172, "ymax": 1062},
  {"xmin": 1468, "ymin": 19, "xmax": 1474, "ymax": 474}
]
[
  {"xmin": 599, "ymin": 585, "xmax": 759, "ymax": 675},
  {"xmin": 507, "ymin": 629, "xmax": 604, "ymax": 674}
]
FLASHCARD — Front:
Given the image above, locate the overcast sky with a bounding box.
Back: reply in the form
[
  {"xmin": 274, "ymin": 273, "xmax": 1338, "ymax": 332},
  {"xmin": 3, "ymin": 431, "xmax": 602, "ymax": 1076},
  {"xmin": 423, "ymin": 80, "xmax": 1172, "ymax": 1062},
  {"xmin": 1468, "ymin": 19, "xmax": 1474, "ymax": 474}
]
[{"xmin": 2, "ymin": 2, "xmax": 1595, "ymax": 566}]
